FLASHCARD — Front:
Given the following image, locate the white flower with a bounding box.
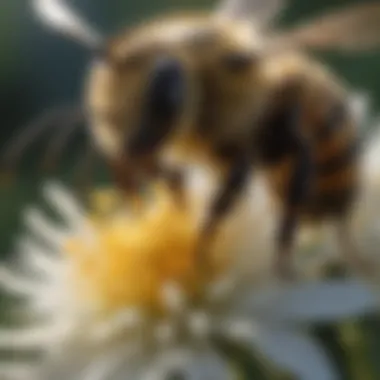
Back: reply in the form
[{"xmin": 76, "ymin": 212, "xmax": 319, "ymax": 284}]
[{"xmin": 0, "ymin": 168, "xmax": 378, "ymax": 380}]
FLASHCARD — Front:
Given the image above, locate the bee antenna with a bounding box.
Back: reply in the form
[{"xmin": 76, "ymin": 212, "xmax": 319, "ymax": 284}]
[
  {"xmin": 1, "ymin": 105, "xmax": 82, "ymax": 178},
  {"xmin": 39, "ymin": 107, "xmax": 84, "ymax": 172},
  {"xmin": 72, "ymin": 140, "xmax": 99, "ymax": 202},
  {"xmin": 32, "ymin": 0, "xmax": 104, "ymax": 51}
]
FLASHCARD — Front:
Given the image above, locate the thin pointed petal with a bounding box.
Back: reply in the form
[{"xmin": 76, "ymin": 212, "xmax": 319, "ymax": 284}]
[
  {"xmin": 23, "ymin": 208, "xmax": 68, "ymax": 248},
  {"xmin": 0, "ymin": 326, "xmax": 56, "ymax": 350},
  {"xmin": 245, "ymin": 327, "xmax": 338, "ymax": 380},
  {"xmin": 43, "ymin": 182, "xmax": 85, "ymax": 227},
  {"xmin": 0, "ymin": 363, "xmax": 36, "ymax": 380},
  {"xmin": 235, "ymin": 280, "xmax": 378, "ymax": 324},
  {"xmin": 0, "ymin": 266, "xmax": 44, "ymax": 297},
  {"xmin": 17, "ymin": 237, "xmax": 59, "ymax": 276},
  {"xmin": 270, "ymin": 280, "xmax": 378, "ymax": 323}
]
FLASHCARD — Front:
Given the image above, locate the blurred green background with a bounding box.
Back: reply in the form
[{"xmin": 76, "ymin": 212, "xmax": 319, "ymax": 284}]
[{"xmin": 1, "ymin": 2, "xmax": 380, "ymax": 379}]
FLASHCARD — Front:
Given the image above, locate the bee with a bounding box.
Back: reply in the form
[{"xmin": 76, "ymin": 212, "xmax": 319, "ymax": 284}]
[{"xmin": 28, "ymin": 0, "xmax": 380, "ymax": 277}]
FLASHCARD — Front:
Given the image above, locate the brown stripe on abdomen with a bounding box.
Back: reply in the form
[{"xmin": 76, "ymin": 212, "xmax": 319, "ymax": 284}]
[
  {"xmin": 317, "ymin": 140, "xmax": 359, "ymax": 176},
  {"xmin": 303, "ymin": 185, "xmax": 357, "ymax": 219},
  {"xmin": 308, "ymin": 114, "xmax": 359, "ymax": 218}
]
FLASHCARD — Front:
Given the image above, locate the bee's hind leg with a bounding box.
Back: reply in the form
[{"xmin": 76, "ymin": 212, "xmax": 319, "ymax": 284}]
[{"xmin": 276, "ymin": 138, "xmax": 314, "ymax": 281}]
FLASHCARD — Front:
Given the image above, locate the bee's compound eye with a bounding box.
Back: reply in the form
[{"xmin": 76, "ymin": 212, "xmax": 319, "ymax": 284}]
[
  {"xmin": 127, "ymin": 57, "xmax": 186, "ymax": 157},
  {"xmin": 148, "ymin": 57, "xmax": 186, "ymax": 115},
  {"xmin": 222, "ymin": 52, "xmax": 256, "ymax": 72}
]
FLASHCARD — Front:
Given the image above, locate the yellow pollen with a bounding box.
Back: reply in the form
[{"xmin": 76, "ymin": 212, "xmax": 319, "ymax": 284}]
[{"xmin": 64, "ymin": 184, "xmax": 229, "ymax": 315}]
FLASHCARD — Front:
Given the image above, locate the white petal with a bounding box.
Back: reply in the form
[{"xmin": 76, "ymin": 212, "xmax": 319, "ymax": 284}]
[
  {"xmin": 26, "ymin": 284, "xmax": 66, "ymax": 315},
  {"xmin": 79, "ymin": 344, "xmax": 146, "ymax": 380},
  {"xmin": 235, "ymin": 280, "xmax": 378, "ymax": 324},
  {"xmin": 183, "ymin": 351, "xmax": 231, "ymax": 380},
  {"xmin": 270, "ymin": 280, "xmax": 378, "ymax": 323},
  {"xmin": 81, "ymin": 354, "xmax": 127, "ymax": 380},
  {"xmin": 0, "ymin": 326, "xmax": 56, "ymax": 350},
  {"xmin": 23, "ymin": 208, "xmax": 68, "ymax": 248},
  {"xmin": 43, "ymin": 182, "xmax": 85, "ymax": 227},
  {"xmin": 0, "ymin": 363, "xmax": 36, "ymax": 380},
  {"xmin": 16, "ymin": 237, "xmax": 59, "ymax": 276},
  {"xmin": 0, "ymin": 266, "xmax": 44, "ymax": 297},
  {"xmin": 251, "ymin": 327, "xmax": 338, "ymax": 380}
]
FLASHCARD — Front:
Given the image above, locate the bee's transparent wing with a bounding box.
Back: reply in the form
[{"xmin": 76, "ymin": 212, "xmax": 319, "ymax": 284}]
[
  {"xmin": 270, "ymin": 3, "xmax": 380, "ymax": 52},
  {"xmin": 216, "ymin": 0, "xmax": 285, "ymax": 28},
  {"xmin": 32, "ymin": 0, "xmax": 104, "ymax": 49}
]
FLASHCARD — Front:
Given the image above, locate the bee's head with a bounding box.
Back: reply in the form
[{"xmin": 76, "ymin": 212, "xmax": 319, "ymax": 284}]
[
  {"xmin": 85, "ymin": 20, "xmax": 199, "ymax": 163},
  {"xmin": 85, "ymin": 15, "xmax": 265, "ymax": 164},
  {"xmin": 31, "ymin": 0, "xmax": 267, "ymax": 168}
]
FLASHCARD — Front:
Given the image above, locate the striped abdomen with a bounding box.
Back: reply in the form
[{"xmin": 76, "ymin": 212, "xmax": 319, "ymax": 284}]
[{"xmin": 256, "ymin": 86, "xmax": 359, "ymax": 222}]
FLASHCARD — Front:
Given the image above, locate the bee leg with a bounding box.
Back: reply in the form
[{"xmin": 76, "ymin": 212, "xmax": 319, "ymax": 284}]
[
  {"xmin": 162, "ymin": 167, "xmax": 186, "ymax": 204},
  {"xmin": 276, "ymin": 142, "xmax": 313, "ymax": 280},
  {"xmin": 108, "ymin": 158, "xmax": 143, "ymax": 211},
  {"xmin": 145, "ymin": 160, "xmax": 186, "ymax": 205},
  {"xmin": 197, "ymin": 154, "xmax": 251, "ymax": 271}
]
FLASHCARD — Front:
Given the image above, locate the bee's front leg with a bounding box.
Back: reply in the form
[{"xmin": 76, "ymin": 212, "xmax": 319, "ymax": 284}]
[
  {"xmin": 144, "ymin": 160, "xmax": 186, "ymax": 205},
  {"xmin": 197, "ymin": 153, "xmax": 251, "ymax": 271},
  {"xmin": 108, "ymin": 156, "xmax": 144, "ymax": 211}
]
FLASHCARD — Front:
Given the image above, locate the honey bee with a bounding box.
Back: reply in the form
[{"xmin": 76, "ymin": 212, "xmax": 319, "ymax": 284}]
[{"xmin": 28, "ymin": 0, "xmax": 380, "ymax": 277}]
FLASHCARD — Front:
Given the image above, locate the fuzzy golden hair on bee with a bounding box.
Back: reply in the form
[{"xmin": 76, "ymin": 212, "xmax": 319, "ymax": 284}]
[
  {"xmin": 83, "ymin": 0, "xmax": 380, "ymax": 279},
  {"xmin": 7, "ymin": 0, "xmax": 380, "ymax": 278}
]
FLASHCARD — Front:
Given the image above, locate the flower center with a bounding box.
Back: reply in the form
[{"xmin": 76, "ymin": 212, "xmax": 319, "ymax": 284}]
[{"xmin": 64, "ymin": 184, "xmax": 229, "ymax": 316}]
